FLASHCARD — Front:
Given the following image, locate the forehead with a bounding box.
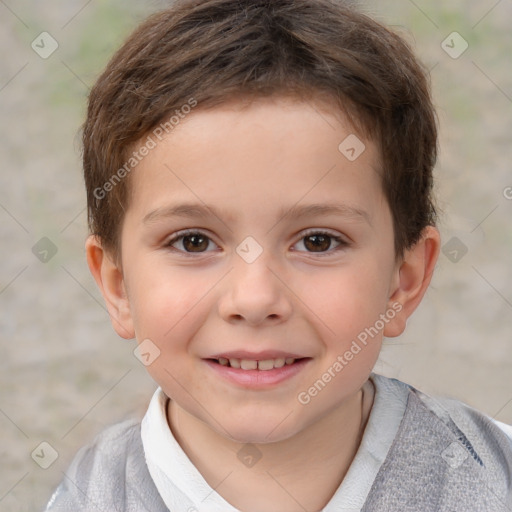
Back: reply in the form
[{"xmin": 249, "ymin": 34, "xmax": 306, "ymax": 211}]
[{"xmin": 126, "ymin": 96, "xmax": 385, "ymax": 226}]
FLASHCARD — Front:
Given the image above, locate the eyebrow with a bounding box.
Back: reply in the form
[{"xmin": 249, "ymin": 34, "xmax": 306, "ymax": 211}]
[
  {"xmin": 143, "ymin": 202, "xmax": 371, "ymax": 226},
  {"xmin": 143, "ymin": 203, "xmax": 225, "ymax": 224},
  {"xmin": 278, "ymin": 203, "xmax": 371, "ymax": 225}
]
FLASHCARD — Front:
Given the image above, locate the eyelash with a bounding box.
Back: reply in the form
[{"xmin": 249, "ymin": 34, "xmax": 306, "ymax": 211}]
[
  {"xmin": 294, "ymin": 229, "xmax": 349, "ymax": 256},
  {"xmin": 165, "ymin": 229, "xmax": 349, "ymax": 257},
  {"xmin": 165, "ymin": 230, "xmax": 218, "ymax": 255}
]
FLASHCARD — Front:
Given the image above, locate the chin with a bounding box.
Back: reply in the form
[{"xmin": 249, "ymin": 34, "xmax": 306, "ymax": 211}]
[
  {"xmin": 215, "ymin": 408, "xmax": 304, "ymax": 445},
  {"xmin": 225, "ymin": 427, "xmax": 294, "ymax": 445}
]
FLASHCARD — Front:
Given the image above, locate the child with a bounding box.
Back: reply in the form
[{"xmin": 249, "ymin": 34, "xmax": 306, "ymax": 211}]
[{"xmin": 46, "ymin": 0, "xmax": 512, "ymax": 510}]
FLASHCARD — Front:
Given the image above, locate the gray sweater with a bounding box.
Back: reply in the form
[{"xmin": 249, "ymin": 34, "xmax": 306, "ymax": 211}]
[{"xmin": 45, "ymin": 383, "xmax": 512, "ymax": 511}]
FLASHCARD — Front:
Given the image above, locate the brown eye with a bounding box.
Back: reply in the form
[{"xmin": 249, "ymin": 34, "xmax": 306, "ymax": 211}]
[
  {"xmin": 303, "ymin": 234, "xmax": 332, "ymax": 252},
  {"xmin": 167, "ymin": 232, "xmax": 216, "ymax": 253},
  {"xmin": 182, "ymin": 234, "xmax": 209, "ymax": 252},
  {"xmin": 293, "ymin": 231, "xmax": 346, "ymax": 255}
]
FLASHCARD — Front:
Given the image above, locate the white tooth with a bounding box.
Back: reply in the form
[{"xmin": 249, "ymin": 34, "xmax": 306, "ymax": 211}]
[
  {"xmin": 273, "ymin": 358, "xmax": 285, "ymax": 368},
  {"xmin": 285, "ymin": 358, "xmax": 295, "ymax": 365},
  {"xmin": 229, "ymin": 358, "xmax": 241, "ymax": 368},
  {"xmin": 258, "ymin": 359, "xmax": 275, "ymax": 371},
  {"xmin": 218, "ymin": 357, "xmax": 229, "ymax": 366},
  {"xmin": 240, "ymin": 359, "xmax": 258, "ymax": 370}
]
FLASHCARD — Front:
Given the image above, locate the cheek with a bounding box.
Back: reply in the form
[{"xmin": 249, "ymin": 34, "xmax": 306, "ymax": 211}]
[
  {"xmin": 127, "ymin": 265, "xmax": 212, "ymax": 341},
  {"xmin": 298, "ymin": 264, "xmax": 390, "ymax": 333},
  {"xmin": 127, "ymin": 267, "xmax": 214, "ymax": 396}
]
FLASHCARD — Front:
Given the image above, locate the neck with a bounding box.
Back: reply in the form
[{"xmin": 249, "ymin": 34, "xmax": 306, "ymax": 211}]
[{"xmin": 167, "ymin": 379, "xmax": 375, "ymax": 512}]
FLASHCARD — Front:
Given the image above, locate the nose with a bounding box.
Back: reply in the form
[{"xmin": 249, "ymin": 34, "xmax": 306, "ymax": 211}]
[{"xmin": 217, "ymin": 255, "xmax": 293, "ymax": 326}]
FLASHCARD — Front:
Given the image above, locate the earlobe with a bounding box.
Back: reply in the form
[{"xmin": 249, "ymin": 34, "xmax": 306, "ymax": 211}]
[
  {"xmin": 85, "ymin": 235, "xmax": 135, "ymax": 339},
  {"xmin": 383, "ymin": 226, "xmax": 440, "ymax": 338}
]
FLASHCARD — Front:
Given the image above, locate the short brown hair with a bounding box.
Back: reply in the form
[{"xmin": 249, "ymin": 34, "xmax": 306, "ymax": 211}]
[{"xmin": 83, "ymin": 0, "xmax": 437, "ymax": 258}]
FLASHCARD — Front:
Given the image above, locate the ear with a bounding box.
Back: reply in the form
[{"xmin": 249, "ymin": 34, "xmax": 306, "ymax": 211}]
[
  {"xmin": 384, "ymin": 226, "xmax": 440, "ymax": 338},
  {"xmin": 85, "ymin": 235, "xmax": 135, "ymax": 339}
]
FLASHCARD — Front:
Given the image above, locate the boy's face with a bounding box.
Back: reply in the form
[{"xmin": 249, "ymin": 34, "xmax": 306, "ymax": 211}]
[{"xmin": 111, "ymin": 97, "xmax": 406, "ymax": 442}]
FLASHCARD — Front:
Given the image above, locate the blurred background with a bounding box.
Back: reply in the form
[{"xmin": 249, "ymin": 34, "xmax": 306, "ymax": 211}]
[{"xmin": 1, "ymin": 0, "xmax": 511, "ymax": 510}]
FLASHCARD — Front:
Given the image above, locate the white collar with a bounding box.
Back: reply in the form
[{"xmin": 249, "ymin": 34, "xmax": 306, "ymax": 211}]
[{"xmin": 141, "ymin": 373, "xmax": 410, "ymax": 511}]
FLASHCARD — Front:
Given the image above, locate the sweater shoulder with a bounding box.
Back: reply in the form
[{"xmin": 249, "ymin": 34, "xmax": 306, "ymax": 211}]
[{"xmin": 45, "ymin": 419, "xmax": 166, "ymax": 511}]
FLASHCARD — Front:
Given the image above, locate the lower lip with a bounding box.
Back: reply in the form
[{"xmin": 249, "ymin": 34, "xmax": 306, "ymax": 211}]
[{"xmin": 204, "ymin": 359, "xmax": 311, "ymax": 389}]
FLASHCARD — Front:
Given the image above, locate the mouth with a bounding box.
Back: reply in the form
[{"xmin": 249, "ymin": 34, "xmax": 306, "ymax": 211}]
[
  {"xmin": 207, "ymin": 356, "xmax": 307, "ymax": 371},
  {"xmin": 204, "ymin": 354, "xmax": 312, "ymax": 388}
]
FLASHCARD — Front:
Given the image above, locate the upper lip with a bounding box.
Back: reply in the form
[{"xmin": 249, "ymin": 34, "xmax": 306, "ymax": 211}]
[{"xmin": 207, "ymin": 350, "xmax": 309, "ymax": 360}]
